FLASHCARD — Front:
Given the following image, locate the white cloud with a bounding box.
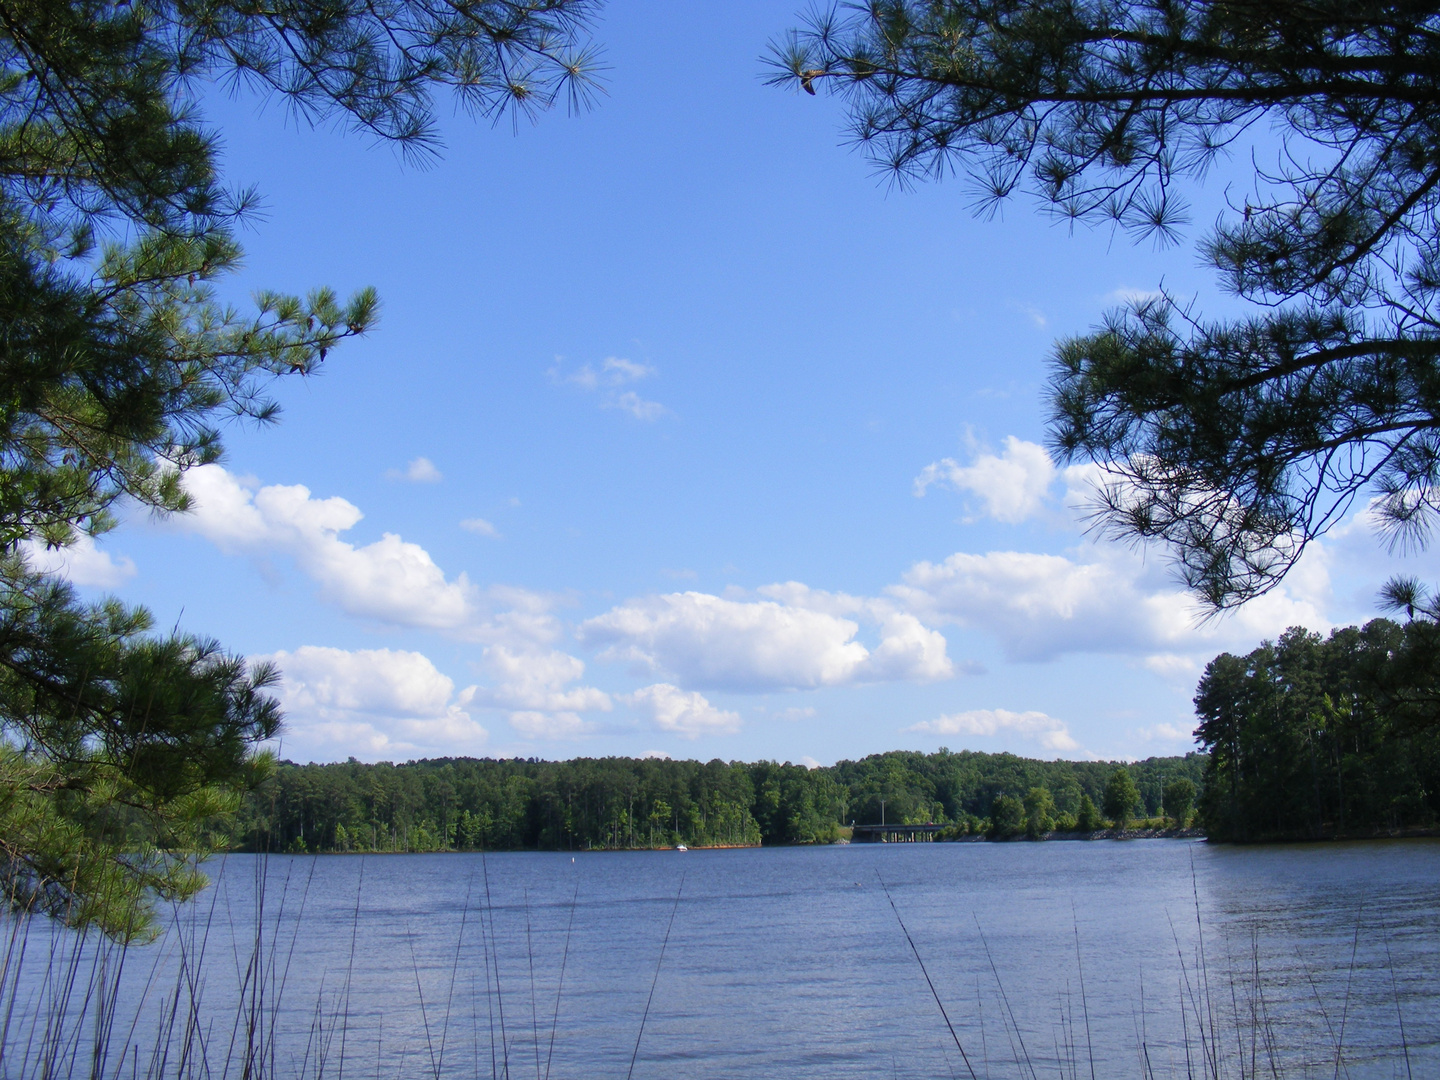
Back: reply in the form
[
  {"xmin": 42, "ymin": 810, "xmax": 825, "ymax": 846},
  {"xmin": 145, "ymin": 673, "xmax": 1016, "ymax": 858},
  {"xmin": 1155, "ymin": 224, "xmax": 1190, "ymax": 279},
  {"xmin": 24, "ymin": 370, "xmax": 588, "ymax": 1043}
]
[
  {"xmin": 261, "ymin": 646, "xmax": 486, "ymax": 761},
  {"xmin": 477, "ymin": 645, "xmax": 611, "ymax": 713},
  {"xmin": 581, "ymin": 589, "xmax": 952, "ymax": 691},
  {"xmin": 549, "ymin": 360, "xmax": 598, "ymax": 390},
  {"xmin": 624, "ymin": 683, "xmax": 742, "ymax": 738},
  {"xmin": 914, "ymin": 437, "xmax": 1056, "ymax": 523},
  {"xmin": 549, "ymin": 357, "xmax": 669, "ymax": 419},
  {"xmin": 1135, "ymin": 721, "xmax": 1194, "ymax": 744},
  {"xmin": 460, "ymin": 517, "xmax": 501, "ymax": 538},
  {"xmin": 22, "ymin": 535, "xmax": 137, "ymax": 588},
  {"xmin": 385, "ymin": 457, "xmax": 442, "ymax": 483},
  {"xmin": 482, "ymin": 585, "xmax": 568, "ymax": 648},
  {"xmin": 1008, "ymin": 300, "xmax": 1048, "ymax": 327},
  {"xmin": 913, "ymin": 439, "xmax": 1169, "ymax": 533},
  {"xmin": 777, "ymin": 706, "xmax": 817, "ymax": 722},
  {"xmin": 640, "ymin": 749, "xmax": 672, "ymax": 760},
  {"xmin": 177, "ymin": 464, "xmax": 480, "ymax": 633},
  {"xmin": 509, "ymin": 711, "xmax": 594, "ymax": 740},
  {"xmin": 549, "ymin": 355, "xmax": 656, "ymax": 390},
  {"xmin": 890, "ymin": 542, "xmax": 1329, "ymax": 664},
  {"xmin": 798, "ymin": 755, "xmax": 822, "ymax": 769},
  {"xmin": 906, "ymin": 708, "xmax": 1079, "ymax": 753},
  {"xmin": 905, "ymin": 435, "xmax": 1343, "ymax": 666},
  {"xmin": 754, "ymin": 583, "xmax": 955, "ymax": 683},
  {"xmin": 1106, "ymin": 286, "xmax": 1166, "ymax": 306},
  {"xmin": 600, "ymin": 357, "xmax": 654, "ymax": 383},
  {"xmin": 1056, "ymin": 460, "xmax": 1113, "ymax": 521},
  {"xmin": 472, "ymin": 645, "xmax": 610, "ymax": 742},
  {"xmin": 272, "ymin": 646, "xmax": 458, "ymax": 715},
  {"xmin": 583, "ymin": 592, "xmax": 863, "ymax": 690},
  {"xmin": 1142, "ymin": 654, "xmax": 1202, "ymax": 680},
  {"xmin": 863, "ymin": 611, "xmax": 955, "ymax": 681},
  {"xmin": 607, "ymin": 391, "xmax": 669, "ymax": 421}
]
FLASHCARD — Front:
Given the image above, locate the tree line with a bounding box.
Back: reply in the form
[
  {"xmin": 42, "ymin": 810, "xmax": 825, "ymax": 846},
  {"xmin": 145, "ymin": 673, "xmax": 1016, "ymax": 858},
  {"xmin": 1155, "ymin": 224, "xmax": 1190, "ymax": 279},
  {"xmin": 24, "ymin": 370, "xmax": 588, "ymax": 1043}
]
[
  {"xmin": 232, "ymin": 749, "xmax": 1207, "ymax": 853},
  {"xmin": 1195, "ymin": 615, "xmax": 1440, "ymax": 841}
]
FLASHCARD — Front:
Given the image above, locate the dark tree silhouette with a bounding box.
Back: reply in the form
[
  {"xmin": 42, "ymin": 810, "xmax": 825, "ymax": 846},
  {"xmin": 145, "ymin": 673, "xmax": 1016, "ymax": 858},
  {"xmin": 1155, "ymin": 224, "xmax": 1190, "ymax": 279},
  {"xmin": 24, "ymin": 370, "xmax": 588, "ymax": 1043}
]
[{"xmin": 772, "ymin": 1, "xmax": 1440, "ymax": 608}]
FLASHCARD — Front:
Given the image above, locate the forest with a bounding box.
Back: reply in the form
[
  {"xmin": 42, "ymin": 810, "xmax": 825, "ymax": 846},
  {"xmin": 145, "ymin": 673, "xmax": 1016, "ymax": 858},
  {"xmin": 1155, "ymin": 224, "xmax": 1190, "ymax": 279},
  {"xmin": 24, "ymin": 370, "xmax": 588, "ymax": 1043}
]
[
  {"xmin": 1195, "ymin": 617, "xmax": 1440, "ymax": 841},
  {"xmin": 231, "ymin": 749, "xmax": 1207, "ymax": 853}
]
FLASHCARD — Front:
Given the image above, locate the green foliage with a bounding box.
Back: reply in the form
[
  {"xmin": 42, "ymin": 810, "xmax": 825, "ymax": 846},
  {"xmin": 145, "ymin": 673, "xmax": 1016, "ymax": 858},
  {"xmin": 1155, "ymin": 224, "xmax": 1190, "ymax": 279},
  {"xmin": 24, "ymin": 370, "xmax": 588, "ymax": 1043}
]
[
  {"xmin": 1075, "ymin": 794, "xmax": 1102, "ymax": 832},
  {"xmin": 1023, "ymin": 786, "xmax": 1055, "ymax": 838},
  {"xmin": 0, "ymin": 0, "xmax": 386, "ymax": 550},
  {"xmin": 239, "ymin": 756, "xmax": 769, "ymax": 852},
  {"xmin": 0, "ymin": 556, "xmax": 279, "ymax": 940},
  {"xmin": 1164, "ymin": 777, "xmax": 1197, "ymax": 828},
  {"xmin": 832, "ymin": 747, "xmax": 1203, "ymax": 827},
  {"xmin": 0, "ymin": 0, "xmax": 600, "ymax": 550},
  {"xmin": 1196, "ymin": 618, "xmax": 1440, "ymax": 840},
  {"xmin": 774, "ymin": 1, "xmax": 1440, "ymax": 608},
  {"xmin": 1103, "ymin": 768, "xmax": 1141, "ymax": 831},
  {"xmin": 987, "ymin": 793, "xmax": 1025, "ymax": 839},
  {"xmin": 229, "ymin": 749, "xmax": 1207, "ymax": 852},
  {"xmin": 0, "ymin": 0, "xmax": 599, "ymax": 938},
  {"xmin": 938, "ymin": 814, "xmax": 983, "ymax": 839}
]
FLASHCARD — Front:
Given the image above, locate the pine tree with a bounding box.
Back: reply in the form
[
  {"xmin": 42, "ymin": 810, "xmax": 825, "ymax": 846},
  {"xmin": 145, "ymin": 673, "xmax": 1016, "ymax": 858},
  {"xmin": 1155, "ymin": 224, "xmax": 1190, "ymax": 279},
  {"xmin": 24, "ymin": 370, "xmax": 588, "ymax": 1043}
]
[
  {"xmin": 773, "ymin": 0, "xmax": 1440, "ymax": 608},
  {"xmin": 0, "ymin": 0, "xmax": 600, "ymax": 939}
]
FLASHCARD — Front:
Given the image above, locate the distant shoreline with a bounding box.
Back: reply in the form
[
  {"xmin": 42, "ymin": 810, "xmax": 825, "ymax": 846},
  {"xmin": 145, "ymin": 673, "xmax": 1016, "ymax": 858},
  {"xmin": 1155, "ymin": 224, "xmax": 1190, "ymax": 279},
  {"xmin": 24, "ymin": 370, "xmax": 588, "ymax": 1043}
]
[{"xmin": 227, "ymin": 828, "xmax": 1440, "ymax": 857}]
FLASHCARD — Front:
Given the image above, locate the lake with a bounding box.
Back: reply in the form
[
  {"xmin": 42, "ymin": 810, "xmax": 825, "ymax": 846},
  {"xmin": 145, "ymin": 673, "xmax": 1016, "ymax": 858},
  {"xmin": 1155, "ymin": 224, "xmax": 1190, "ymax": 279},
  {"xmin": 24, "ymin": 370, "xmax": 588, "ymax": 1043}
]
[{"xmin": 4, "ymin": 839, "xmax": 1438, "ymax": 1079}]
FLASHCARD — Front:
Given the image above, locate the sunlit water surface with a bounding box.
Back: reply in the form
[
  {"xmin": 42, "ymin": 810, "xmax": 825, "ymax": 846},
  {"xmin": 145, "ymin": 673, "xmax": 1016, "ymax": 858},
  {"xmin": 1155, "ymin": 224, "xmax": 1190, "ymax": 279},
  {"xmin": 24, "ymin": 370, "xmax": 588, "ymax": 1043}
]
[{"xmin": 4, "ymin": 840, "xmax": 1438, "ymax": 1079}]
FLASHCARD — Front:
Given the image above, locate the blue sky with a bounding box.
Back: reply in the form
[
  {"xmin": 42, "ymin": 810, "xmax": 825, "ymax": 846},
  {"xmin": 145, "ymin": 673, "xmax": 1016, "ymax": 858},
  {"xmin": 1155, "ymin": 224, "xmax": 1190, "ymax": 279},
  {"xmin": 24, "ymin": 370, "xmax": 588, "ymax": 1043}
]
[{"xmin": 33, "ymin": 2, "xmax": 1440, "ymax": 765}]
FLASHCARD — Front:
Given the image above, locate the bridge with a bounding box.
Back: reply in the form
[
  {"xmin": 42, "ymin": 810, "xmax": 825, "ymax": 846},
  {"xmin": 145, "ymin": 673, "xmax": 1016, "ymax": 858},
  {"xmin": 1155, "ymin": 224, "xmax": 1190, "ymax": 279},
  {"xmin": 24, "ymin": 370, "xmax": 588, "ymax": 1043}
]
[{"xmin": 850, "ymin": 823, "xmax": 946, "ymax": 843}]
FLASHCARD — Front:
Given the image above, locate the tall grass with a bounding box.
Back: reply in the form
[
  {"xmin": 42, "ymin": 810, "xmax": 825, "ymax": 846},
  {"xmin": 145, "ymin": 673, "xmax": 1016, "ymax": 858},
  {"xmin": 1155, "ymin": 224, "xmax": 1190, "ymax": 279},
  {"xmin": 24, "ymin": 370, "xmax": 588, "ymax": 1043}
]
[
  {"xmin": 1, "ymin": 856, "xmax": 1428, "ymax": 1079},
  {"xmin": 876, "ymin": 863, "xmax": 1421, "ymax": 1080},
  {"xmin": 0, "ymin": 854, "xmax": 595, "ymax": 1080}
]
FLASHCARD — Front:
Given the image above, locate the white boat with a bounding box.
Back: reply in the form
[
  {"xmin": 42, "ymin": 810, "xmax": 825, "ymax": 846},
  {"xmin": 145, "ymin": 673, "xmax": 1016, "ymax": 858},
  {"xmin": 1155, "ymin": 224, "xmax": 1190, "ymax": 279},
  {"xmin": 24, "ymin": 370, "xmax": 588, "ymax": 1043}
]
[{"xmin": 675, "ymin": 844, "xmax": 688, "ymax": 852}]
